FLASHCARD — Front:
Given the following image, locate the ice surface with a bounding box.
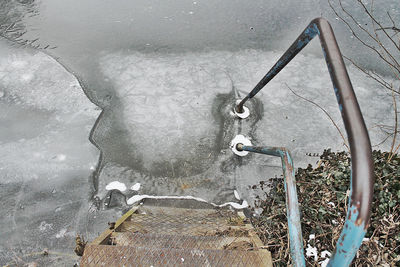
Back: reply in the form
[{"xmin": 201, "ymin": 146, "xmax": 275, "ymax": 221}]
[
  {"xmin": 96, "ymin": 50, "xmax": 394, "ymax": 208},
  {"xmin": 0, "ymin": 0, "xmax": 398, "ymax": 265},
  {"xmin": 0, "ymin": 44, "xmax": 395, "ymax": 266},
  {"xmin": 0, "ymin": 40, "xmax": 100, "ymax": 265},
  {"xmin": 18, "ymin": 0, "xmax": 400, "ymax": 75},
  {"xmin": 100, "ymin": 52, "xmax": 231, "ymax": 172}
]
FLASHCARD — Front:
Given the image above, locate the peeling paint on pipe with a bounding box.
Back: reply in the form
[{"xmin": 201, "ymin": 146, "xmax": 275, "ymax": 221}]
[
  {"xmin": 236, "ymin": 18, "xmax": 374, "ymax": 267},
  {"xmin": 238, "ymin": 144, "xmax": 306, "ymax": 267}
]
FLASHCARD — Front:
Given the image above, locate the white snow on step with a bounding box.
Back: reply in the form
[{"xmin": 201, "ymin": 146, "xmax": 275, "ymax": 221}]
[
  {"xmin": 126, "ymin": 194, "xmax": 248, "ymax": 209},
  {"xmin": 218, "ymin": 200, "xmax": 249, "ymax": 209}
]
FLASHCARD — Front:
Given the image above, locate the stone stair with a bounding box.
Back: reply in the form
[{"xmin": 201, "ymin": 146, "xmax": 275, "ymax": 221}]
[{"xmin": 80, "ymin": 199, "xmax": 272, "ymax": 266}]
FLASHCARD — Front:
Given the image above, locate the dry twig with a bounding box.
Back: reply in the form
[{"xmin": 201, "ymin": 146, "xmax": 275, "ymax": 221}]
[{"xmin": 285, "ymin": 83, "xmax": 349, "ymax": 151}]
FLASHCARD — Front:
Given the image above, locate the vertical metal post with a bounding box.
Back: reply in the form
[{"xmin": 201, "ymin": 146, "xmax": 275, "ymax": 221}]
[
  {"xmin": 237, "ymin": 144, "xmax": 305, "ymax": 267},
  {"xmin": 236, "ymin": 18, "xmax": 374, "ymax": 266}
]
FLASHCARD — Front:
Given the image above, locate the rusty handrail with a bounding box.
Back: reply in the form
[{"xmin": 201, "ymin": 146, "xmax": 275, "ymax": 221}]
[
  {"xmin": 236, "ymin": 144, "xmax": 305, "ymax": 266},
  {"xmin": 236, "ymin": 18, "xmax": 374, "ymax": 266}
]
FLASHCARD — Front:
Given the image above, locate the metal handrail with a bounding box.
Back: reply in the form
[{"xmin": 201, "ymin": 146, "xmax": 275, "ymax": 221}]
[
  {"xmin": 236, "ymin": 18, "xmax": 374, "ymax": 267},
  {"xmin": 237, "ymin": 144, "xmax": 306, "ymax": 266}
]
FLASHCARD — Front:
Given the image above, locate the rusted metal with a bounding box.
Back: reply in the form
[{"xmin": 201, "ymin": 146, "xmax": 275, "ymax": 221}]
[
  {"xmin": 80, "ymin": 245, "xmax": 272, "ymax": 267},
  {"xmin": 237, "ymin": 144, "xmax": 305, "ymax": 266},
  {"xmin": 80, "ymin": 200, "xmax": 273, "ymax": 267},
  {"xmin": 235, "ymin": 18, "xmax": 374, "ymax": 266},
  {"xmin": 91, "ymin": 207, "xmax": 138, "ymax": 245},
  {"xmin": 112, "ymin": 232, "xmax": 258, "ymax": 250}
]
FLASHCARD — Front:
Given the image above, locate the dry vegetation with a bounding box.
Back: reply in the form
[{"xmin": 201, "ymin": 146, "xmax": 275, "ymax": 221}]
[
  {"xmin": 252, "ymin": 2, "xmax": 400, "ymax": 265},
  {"xmin": 253, "ymin": 150, "xmax": 400, "ymax": 266}
]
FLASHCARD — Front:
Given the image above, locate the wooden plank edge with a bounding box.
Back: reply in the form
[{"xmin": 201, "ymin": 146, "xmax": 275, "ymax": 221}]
[{"xmin": 91, "ymin": 206, "xmax": 139, "ymax": 245}]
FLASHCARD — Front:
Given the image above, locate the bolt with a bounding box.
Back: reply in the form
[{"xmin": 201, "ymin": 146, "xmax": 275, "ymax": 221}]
[
  {"xmin": 236, "ymin": 143, "xmax": 244, "ymax": 151},
  {"xmin": 235, "ymin": 104, "xmax": 244, "ymax": 114}
]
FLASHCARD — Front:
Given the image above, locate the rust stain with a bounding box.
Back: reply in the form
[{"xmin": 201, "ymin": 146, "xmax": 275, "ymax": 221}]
[
  {"xmin": 223, "ymin": 241, "xmax": 254, "ymax": 250},
  {"xmin": 180, "ymin": 183, "xmax": 192, "ymax": 190}
]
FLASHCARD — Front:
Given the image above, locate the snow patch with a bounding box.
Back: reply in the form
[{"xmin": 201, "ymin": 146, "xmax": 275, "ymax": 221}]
[
  {"xmin": 131, "ymin": 183, "xmax": 141, "ymax": 191},
  {"xmin": 218, "ymin": 200, "xmax": 249, "ymax": 209},
  {"xmin": 234, "ymin": 190, "xmax": 240, "ymax": 200},
  {"xmin": 254, "ymin": 208, "xmax": 263, "ymax": 215},
  {"xmin": 126, "ymin": 194, "xmax": 248, "ymax": 209},
  {"xmin": 106, "ymin": 181, "xmax": 127, "ymax": 192},
  {"xmin": 327, "ymin": 202, "xmax": 335, "ymax": 207},
  {"xmin": 319, "ymin": 250, "xmax": 331, "ymax": 267},
  {"xmin": 320, "ymin": 250, "xmax": 331, "ymax": 258},
  {"xmin": 319, "ymin": 258, "xmax": 330, "ymax": 267},
  {"xmin": 306, "ymin": 244, "xmax": 318, "ymax": 262},
  {"xmin": 127, "ymin": 194, "xmax": 208, "ymax": 205}
]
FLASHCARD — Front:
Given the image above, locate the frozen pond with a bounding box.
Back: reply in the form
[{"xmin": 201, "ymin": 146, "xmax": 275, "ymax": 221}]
[{"xmin": 0, "ymin": 0, "xmax": 398, "ymax": 265}]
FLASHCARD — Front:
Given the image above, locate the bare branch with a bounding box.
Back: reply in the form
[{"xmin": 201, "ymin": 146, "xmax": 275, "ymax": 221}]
[
  {"xmin": 387, "ymin": 11, "xmax": 396, "ymax": 27},
  {"xmin": 388, "ymin": 88, "xmax": 398, "ymax": 161},
  {"xmin": 357, "ymin": 0, "xmax": 400, "ymax": 52},
  {"xmin": 337, "ymin": 0, "xmax": 400, "ymax": 71},
  {"xmin": 285, "ymin": 83, "xmax": 349, "ymax": 151},
  {"xmin": 371, "ymin": 131, "xmax": 393, "ymax": 147},
  {"xmin": 328, "ymin": 0, "xmax": 400, "ymax": 75},
  {"xmin": 376, "ymin": 27, "xmax": 400, "ymax": 32},
  {"xmin": 343, "ymin": 55, "xmax": 398, "ymax": 94}
]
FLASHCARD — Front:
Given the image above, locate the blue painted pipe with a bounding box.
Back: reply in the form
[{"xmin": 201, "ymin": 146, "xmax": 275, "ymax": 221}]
[
  {"xmin": 236, "ymin": 18, "xmax": 374, "ymax": 267},
  {"xmin": 238, "ymin": 144, "xmax": 306, "ymax": 267}
]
